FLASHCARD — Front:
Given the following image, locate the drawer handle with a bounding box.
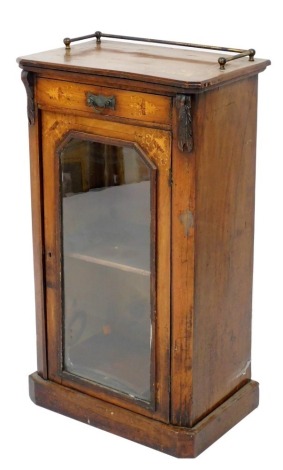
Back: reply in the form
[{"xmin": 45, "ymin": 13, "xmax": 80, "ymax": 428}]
[{"xmin": 86, "ymin": 92, "xmax": 115, "ymax": 113}]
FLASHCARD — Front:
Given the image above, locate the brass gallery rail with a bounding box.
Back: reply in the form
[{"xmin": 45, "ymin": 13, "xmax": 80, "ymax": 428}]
[{"xmin": 63, "ymin": 31, "xmax": 255, "ymax": 70}]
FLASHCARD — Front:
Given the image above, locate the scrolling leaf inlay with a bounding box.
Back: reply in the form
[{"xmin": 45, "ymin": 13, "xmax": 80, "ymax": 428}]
[
  {"xmin": 176, "ymin": 95, "xmax": 193, "ymax": 153},
  {"xmin": 21, "ymin": 70, "xmax": 35, "ymax": 125}
]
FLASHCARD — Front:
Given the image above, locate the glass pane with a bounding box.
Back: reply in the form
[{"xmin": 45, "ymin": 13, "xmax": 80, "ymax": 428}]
[{"xmin": 60, "ymin": 138, "xmax": 153, "ymax": 403}]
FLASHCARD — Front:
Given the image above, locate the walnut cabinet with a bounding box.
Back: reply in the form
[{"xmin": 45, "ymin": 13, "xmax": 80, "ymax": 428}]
[{"xmin": 18, "ymin": 34, "xmax": 270, "ymax": 457}]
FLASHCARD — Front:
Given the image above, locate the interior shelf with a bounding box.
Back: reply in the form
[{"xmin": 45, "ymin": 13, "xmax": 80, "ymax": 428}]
[
  {"xmin": 63, "ymin": 181, "xmax": 151, "ymax": 275},
  {"xmin": 66, "ymin": 247, "xmax": 150, "ymax": 276}
]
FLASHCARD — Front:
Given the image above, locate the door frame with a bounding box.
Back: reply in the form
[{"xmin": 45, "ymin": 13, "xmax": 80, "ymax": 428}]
[{"xmin": 42, "ymin": 110, "xmax": 171, "ymax": 422}]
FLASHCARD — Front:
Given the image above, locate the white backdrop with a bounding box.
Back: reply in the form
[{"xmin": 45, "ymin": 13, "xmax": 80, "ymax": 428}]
[{"xmin": 1, "ymin": 1, "xmax": 282, "ymax": 468}]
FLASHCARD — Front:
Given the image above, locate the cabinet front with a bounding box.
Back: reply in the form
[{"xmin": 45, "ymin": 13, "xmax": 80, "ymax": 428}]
[{"xmin": 42, "ymin": 109, "xmax": 171, "ymax": 421}]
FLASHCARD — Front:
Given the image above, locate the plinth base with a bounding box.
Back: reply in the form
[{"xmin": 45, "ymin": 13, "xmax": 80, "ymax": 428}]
[{"xmin": 29, "ymin": 373, "xmax": 259, "ymax": 458}]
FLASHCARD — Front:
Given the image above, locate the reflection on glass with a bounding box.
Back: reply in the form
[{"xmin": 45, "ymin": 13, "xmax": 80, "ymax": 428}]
[{"xmin": 61, "ymin": 138, "xmax": 152, "ymax": 402}]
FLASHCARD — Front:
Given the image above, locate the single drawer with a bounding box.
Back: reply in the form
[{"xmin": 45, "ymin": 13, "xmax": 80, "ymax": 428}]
[{"xmin": 36, "ymin": 78, "xmax": 171, "ymax": 125}]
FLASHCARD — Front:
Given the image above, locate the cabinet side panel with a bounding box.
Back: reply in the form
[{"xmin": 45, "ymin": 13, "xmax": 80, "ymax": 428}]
[{"xmin": 192, "ymin": 76, "xmax": 258, "ymax": 424}]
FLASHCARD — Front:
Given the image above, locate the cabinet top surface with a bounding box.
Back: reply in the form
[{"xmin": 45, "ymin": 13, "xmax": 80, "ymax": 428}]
[{"xmin": 18, "ymin": 39, "xmax": 270, "ymax": 90}]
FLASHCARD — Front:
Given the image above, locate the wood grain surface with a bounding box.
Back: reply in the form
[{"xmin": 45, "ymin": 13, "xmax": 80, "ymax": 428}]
[
  {"xmin": 18, "ymin": 39, "xmax": 270, "ymax": 90},
  {"xmin": 191, "ymin": 76, "xmax": 258, "ymax": 424},
  {"xmin": 30, "ymin": 372, "xmax": 259, "ymax": 458}
]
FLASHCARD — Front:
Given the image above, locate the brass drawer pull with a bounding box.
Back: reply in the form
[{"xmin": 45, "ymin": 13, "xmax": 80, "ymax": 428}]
[
  {"xmin": 64, "ymin": 31, "xmax": 255, "ymax": 70},
  {"xmin": 86, "ymin": 92, "xmax": 116, "ymax": 113}
]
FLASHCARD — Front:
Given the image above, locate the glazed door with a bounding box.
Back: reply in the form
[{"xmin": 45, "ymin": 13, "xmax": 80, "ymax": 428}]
[{"xmin": 42, "ymin": 111, "xmax": 171, "ymax": 421}]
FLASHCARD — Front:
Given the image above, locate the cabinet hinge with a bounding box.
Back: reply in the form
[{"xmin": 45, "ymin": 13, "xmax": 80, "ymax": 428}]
[
  {"xmin": 168, "ymin": 168, "xmax": 173, "ymax": 186},
  {"xmin": 176, "ymin": 95, "xmax": 193, "ymax": 153}
]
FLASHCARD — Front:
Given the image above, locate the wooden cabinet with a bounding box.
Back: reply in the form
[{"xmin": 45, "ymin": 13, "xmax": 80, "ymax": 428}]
[{"xmin": 18, "ymin": 33, "xmax": 270, "ymax": 457}]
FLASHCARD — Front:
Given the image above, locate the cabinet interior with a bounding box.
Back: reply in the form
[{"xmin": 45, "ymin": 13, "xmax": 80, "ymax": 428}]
[{"xmin": 61, "ymin": 138, "xmax": 154, "ymax": 401}]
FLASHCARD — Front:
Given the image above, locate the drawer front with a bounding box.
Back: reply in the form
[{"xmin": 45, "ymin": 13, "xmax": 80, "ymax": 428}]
[{"xmin": 36, "ymin": 78, "xmax": 171, "ymax": 125}]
